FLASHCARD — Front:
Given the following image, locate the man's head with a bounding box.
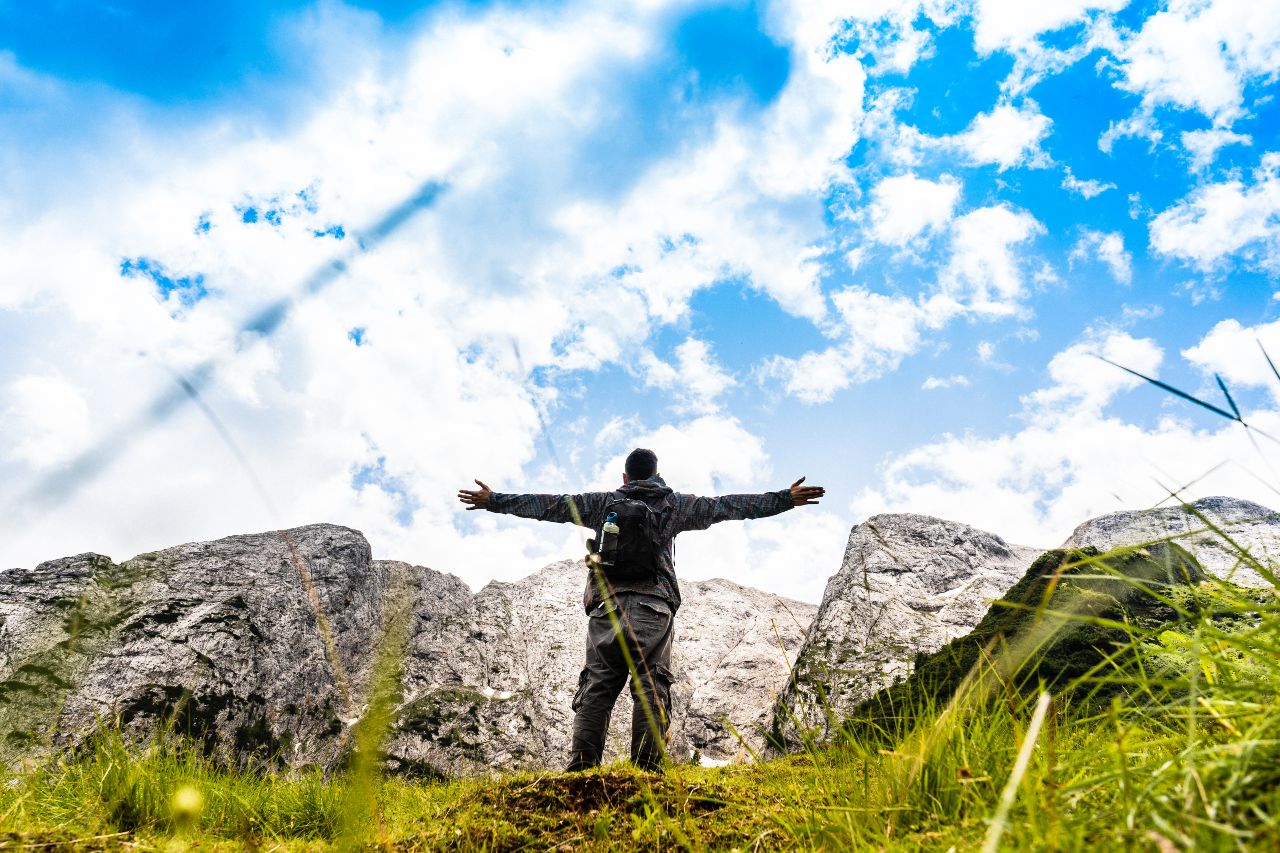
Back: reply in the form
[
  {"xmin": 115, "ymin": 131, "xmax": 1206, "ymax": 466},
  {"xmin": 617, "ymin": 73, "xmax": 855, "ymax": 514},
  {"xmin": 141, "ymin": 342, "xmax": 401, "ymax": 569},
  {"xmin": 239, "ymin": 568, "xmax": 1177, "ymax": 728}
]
[{"xmin": 623, "ymin": 447, "xmax": 658, "ymax": 483}]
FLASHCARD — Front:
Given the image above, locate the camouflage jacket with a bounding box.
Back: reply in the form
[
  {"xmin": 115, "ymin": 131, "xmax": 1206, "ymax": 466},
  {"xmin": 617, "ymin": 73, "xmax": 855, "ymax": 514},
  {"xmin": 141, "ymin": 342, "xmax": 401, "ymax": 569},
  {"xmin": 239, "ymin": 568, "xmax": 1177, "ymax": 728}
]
[{"xmin": 487, "ymin": 475, "xmax": 792, "ymax": 613}]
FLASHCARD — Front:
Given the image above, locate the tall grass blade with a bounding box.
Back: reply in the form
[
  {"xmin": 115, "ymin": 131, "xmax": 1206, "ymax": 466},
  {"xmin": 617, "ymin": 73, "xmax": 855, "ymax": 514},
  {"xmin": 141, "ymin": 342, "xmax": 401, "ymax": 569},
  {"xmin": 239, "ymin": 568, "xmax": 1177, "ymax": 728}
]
[
  {"xmin": 1259, "ymin": 339, "xmax": 1280, "ymax": 385},
  {"xmin": 1098, "ymin": 357, "xmax": 1238, "ymax": 421},
  {"xmin": 982, "ymin": 691, "xmax": 1052, "ymax": 853},
  {"xmin": 1216, "ymin": 374, "xmax": 1242, "ymax": 420},
  {"xmin": 336, "ymin": 581, "xmax": 415, "ymax": 848}
]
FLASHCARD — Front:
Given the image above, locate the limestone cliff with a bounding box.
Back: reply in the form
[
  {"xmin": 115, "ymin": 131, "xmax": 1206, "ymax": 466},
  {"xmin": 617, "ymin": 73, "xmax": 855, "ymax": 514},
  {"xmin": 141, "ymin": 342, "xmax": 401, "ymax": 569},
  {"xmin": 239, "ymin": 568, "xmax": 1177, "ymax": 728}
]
[
  {"xmin": 769, "ymin": 513, "xmax": 1041, "ymax": 748},
  {"xmin": 0, "ymin": 526, "xmax": 391, "ymax": 769},
  {"xmin": 772, "ymin": 496, "xmax": 1280, "ymax": 750},
  {"xmin": 0, "ymin": 525, "xmax": 812, "ymax": 774},
  {"xmin": 5, "ymin": 496, "xmax": 1275, "ymax": 771},
  {"xmin": 1062, "ymin": 496, "xmax": 1279, "ymax": 587}
]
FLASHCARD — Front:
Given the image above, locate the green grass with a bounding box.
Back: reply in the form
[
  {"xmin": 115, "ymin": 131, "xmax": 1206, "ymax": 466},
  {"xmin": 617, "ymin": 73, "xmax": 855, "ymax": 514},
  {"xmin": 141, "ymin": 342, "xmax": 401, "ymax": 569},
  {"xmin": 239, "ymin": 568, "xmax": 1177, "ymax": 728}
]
[
  {"xmin": 1, "ymin": 537, "xmax": 1276, "ymax": 851},
  {"xmin": 0, "ymin": 702, "xmax": 1273, "ymax": 851}
]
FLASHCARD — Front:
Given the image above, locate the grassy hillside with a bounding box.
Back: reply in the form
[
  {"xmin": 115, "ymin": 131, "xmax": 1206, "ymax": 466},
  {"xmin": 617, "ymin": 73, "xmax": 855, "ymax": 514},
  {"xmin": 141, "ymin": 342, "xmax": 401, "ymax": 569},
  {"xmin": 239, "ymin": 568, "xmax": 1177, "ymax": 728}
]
[
  {"xmin": 841, "ymin": 542, "xmax": 1223, "ymax": 742},
  {"xmin": 1, "ymin": 543, "xmax": 1277, "ymax": 850}
]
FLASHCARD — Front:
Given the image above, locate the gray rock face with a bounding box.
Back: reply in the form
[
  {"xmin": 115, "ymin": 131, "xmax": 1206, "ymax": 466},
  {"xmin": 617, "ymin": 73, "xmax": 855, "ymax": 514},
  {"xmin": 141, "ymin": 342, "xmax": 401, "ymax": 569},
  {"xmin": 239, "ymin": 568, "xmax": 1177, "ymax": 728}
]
[
  {"xmin": 386, "ymin": 560, "xmax": 815, "ymax": 775},
  {"xmin": 0, "ymin": 525, "xmax": 399, "ymax": 769},
  {"xmin": 771, "ymin": 513, "xmax": 1041, "ymax": 748},
  {"xmin": 9, "ymin": 497, "xmax": 1271, "ymax": 771},
  {"xmin": 1061, "ymin": 497, "xmax": 1280, "ymax": 588},
  {"xmin": 0, "ymin": 525, "xmax": 813, "ymax": 775},
  {"xmin": 676, "ymin": 577, "xmax": 815, "ymax": 761}
]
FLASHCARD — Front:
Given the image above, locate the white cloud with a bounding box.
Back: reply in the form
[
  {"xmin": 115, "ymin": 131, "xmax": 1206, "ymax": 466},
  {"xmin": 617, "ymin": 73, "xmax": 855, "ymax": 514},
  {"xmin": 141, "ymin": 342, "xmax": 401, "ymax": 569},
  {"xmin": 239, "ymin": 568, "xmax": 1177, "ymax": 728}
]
[
  {"xmin": 1024, "ymin": 331, "xmax": 1163, "ymax": 414},
  {"xmin": 1070, "ymin": 229, "xmax": 1133, "ymax": 284},
  {"xmin": 540, "ymin": 11, "xmax": 867, "ymax": 328},
  {"xmin": 954, "ymin": 102, "xmax": 1051, "ymax": 170},
  {"xmin": 640, "ymin": 338, "xmax": 736, "ymax": 415},
  {"xmin": 857, "ymin": 86, "xmax": 931, "ymax": 169},
  {"xmin": 1098, "ymin": 110, "xmax": 1162, "ymax": 154},
  {"xmin": 761, "ymin": 287, "xmax": 929, "ymax": 403},
  {"xmin": 1177, "ymin": 279, "xmax": 1225, "ymax": 306},
  {"xmin": 1182, "ymin": 317, "xmax": 1280, "ymax": 398},
  {"xmin": 867, "ymin": 172, "xmax": 961, "ymax": 245},
  {"xmin": 971, "ymin": 0, "xmax": 1131, "ymax": 54},
  {"xmin": 1062, "ymin": 167, "xmax": 1115, "ymax": 198},
  {"xmin": 816, "ymin": 1, "xmax": 939, "ymax": 75},
  {"xmin": 921, "ymin": 374, "xmax": 970, "ymax": 390},
  {"xmin": 854, "ymin": 408, "xmax": 1280, "ymax": 547},
  {"xmin": 1149, "ymin": 153, "xmax": 1280, "ymax": 273},
  {"xmin": 763, "ymin": 203, "xmax": 1042, "ymax": 402},
  {"xmin": 1095, "ymin": 232, "xmax": 1133, "ymax": 285},
  {"xmin": 1181, "ymin": 128, "xmax": 1252, "ymax": 171},
  {"xmin": 854, "ymin": 327, "xmax": 1280, "ymax": 547},
  {"xmin": 592, "ymin": 414, "xmax": 770, "ymax": 495},
  {"xmin": 874, "ymin": 99, "xmax": 1052, "ymax": 173},
  {"xmin": 940, "ymin": 204, "xmax": 1045, "ymax": 315},
  {"xmin": 1110, "ymin": 0, "xmax": 1280, "ymax": 123},
  {"xmin": 2, "ymin": 374, "xmax": 93, "ymax": 469}
]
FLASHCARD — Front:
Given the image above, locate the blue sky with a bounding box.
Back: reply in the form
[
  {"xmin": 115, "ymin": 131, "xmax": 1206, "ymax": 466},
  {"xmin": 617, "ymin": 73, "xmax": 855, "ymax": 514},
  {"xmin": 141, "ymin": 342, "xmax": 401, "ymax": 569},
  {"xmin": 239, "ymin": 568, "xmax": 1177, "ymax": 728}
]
[{"xmin": 3, "ymin": 0, "xmax": 1280, "ymax": 601}]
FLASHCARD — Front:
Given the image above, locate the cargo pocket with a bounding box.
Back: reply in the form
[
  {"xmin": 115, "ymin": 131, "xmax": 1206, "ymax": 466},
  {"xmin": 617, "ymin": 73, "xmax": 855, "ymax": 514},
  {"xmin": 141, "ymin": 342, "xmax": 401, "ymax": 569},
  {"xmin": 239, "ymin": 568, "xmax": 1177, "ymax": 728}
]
[
  {"xmin": 632, "ymin": 598, "xmax": 672, "ymax": 638},
  {"xmin": 629, "ymin": 594, "xmax": 670, "ymax": 622},
  {"xmin": 651, "ymin": 664, "xmax": 674, "ymax": 718},
  {"xmin": 570, "ymin": 667, "xmax": 590, "ymax": 712},
  {"xmin": 635, "ymin": 598, "xmax": 672, "ymax": 618}
]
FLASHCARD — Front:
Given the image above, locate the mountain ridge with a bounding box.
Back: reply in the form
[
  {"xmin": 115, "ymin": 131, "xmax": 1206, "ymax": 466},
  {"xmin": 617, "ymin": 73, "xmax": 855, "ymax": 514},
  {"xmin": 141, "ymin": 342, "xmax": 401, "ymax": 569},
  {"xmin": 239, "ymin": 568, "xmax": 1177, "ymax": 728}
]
[{"xmin": 3, "ymin": 495, "xmax": 1276, "ymax": 773}]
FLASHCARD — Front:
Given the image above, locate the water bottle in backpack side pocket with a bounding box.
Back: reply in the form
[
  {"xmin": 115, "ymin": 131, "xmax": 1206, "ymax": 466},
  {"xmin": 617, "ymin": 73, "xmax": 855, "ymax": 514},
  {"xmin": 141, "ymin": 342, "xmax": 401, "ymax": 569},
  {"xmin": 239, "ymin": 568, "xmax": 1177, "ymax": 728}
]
[{"xmin": 600, "ymin": 511, "xmax": 620, "ymax": 568}]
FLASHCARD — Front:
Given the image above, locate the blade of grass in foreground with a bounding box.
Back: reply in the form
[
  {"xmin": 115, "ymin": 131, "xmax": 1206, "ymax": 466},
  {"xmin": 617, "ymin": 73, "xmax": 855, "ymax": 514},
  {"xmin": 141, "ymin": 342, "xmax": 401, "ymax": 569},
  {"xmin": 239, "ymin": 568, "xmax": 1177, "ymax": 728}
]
[
  {"xmin": 1101, "ymin": 355, "xmax": 1280, "ymax": 447},
  {"xmin": 982, "ymin": 691, "xmax": 1052, "ymax": 853},
  {"xmin": 1098, "ymin": 357, "xmax": 1239, "ymax": 421}
]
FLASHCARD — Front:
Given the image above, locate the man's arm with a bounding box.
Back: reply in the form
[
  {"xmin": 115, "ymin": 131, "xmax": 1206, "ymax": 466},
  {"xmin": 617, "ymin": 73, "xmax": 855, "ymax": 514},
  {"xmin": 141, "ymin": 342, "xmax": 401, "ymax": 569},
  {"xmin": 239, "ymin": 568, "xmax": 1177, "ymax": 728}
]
[
  {"xmin": 672, "ymin": 477, "xmax": 825, "ymax": 533},
  {"xmin": 457, "ymin": 480, "xmax": 610, "ymax": 529}
]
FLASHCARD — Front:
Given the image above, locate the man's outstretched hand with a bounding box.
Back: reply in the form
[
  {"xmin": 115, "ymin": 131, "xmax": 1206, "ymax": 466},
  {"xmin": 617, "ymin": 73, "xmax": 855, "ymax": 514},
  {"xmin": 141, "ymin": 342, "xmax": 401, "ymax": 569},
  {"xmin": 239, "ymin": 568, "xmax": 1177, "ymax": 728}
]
[
  {"xmin": 789, "ymin": 476, "xmax": 825, "ymax": 507},
  {"xmin": 458, "ymin": 479, "xmax": 492, "ymax": 511}
]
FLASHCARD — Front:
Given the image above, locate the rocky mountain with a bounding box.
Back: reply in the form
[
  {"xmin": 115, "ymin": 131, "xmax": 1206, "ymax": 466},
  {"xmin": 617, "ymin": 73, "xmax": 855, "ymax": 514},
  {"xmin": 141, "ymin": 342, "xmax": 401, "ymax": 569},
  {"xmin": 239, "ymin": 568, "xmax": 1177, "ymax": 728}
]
[
  {"xmin": 1061, "ymin": 496, "xmax": 1279, "ymax": 588},
  {"xmin": 0, "ymin": 526, "xmax": 409, "ymax": 770},
  {"xmin": 769, "ymin": 513, "xmax": 1042, "ymax": 748},
  {"xmin": 4, "ymin": 496, "xmax": 1276, "ymax": 773},
  {"xmin": 0, "ymin": 524, "xmax": 812, "ymax": 775},
  {"xmin": 388, "ymin": 561, "xmax": 814, "ymax": 775},
  {"xmin": 771, "ymin": 496, "xmax": 1280, "ymax": 750}
]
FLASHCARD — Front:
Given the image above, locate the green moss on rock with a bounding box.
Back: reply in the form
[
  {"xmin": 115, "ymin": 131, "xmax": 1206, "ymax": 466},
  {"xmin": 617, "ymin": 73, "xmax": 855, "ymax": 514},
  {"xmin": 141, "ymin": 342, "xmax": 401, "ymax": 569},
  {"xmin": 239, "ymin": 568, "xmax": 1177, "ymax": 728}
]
[{"xmin": 842, "ymin": 543, "xmax": 1207, "ymax": 741}]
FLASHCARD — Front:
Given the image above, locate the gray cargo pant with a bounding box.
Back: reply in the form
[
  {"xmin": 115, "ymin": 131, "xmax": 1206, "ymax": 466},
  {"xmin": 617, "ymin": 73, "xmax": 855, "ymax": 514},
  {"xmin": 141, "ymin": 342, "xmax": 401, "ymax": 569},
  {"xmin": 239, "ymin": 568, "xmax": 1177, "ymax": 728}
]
[{"xmin": 567, "ymin": 592, "xmax": 674, "ymax": 772}]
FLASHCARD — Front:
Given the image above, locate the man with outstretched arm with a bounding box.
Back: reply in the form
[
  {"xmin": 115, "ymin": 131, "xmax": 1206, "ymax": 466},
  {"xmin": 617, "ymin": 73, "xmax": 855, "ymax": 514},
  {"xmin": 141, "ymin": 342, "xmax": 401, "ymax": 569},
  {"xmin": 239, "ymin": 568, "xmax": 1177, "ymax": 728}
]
[{"xmin": 457, "ymin": 447, "xmax": 824, "ymax": 772}]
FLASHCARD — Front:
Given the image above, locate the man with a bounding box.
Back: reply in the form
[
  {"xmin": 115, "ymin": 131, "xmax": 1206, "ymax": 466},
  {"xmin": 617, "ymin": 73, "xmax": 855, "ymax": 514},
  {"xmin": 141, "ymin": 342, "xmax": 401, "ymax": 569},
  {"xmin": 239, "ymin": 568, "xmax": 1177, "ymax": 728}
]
[{"xmin": 457, "ymin": 448, "xmax": 824, "ymax": 772}]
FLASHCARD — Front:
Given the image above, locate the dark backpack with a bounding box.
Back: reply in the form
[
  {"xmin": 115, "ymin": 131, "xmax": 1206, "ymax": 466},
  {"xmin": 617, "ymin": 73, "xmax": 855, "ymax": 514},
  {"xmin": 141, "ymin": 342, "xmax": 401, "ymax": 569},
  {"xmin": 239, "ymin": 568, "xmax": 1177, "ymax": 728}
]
[{"xmin": 592, "ymin": 491, "xmax": 668, "ymax": 584}]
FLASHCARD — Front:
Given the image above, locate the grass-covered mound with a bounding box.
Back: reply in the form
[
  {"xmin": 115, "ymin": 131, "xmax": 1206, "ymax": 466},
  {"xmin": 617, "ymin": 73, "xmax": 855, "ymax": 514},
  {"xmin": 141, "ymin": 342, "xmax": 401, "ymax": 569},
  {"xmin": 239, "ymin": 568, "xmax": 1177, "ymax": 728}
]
[{"xmin": 842, "ymin": 542, "xmax": 1210, "ymax": 741}]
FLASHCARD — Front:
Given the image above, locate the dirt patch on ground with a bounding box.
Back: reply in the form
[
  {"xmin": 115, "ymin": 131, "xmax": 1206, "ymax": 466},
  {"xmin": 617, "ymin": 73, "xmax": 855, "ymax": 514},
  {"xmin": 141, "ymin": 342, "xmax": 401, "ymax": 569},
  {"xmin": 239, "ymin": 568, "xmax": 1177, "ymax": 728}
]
[{"xmin": 479, "ymin": 768, "xmax": 728, "ymax": 817}]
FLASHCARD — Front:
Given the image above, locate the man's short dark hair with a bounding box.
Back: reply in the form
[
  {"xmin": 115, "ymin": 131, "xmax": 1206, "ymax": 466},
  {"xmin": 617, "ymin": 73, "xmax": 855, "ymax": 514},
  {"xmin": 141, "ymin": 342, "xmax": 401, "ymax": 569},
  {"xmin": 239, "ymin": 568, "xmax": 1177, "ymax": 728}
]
[{"xmin": 625, "ymin": 448, "xmax": 658, "ymax": 480}]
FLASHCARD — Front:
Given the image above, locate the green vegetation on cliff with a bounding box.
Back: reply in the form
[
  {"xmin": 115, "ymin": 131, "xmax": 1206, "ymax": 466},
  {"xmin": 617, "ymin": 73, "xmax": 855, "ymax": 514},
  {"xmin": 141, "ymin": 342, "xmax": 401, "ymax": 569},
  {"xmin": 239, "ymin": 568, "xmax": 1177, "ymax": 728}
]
[{"xmin": 841, "ymin": 542, "xmax": 1232, "ymax": 742}]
